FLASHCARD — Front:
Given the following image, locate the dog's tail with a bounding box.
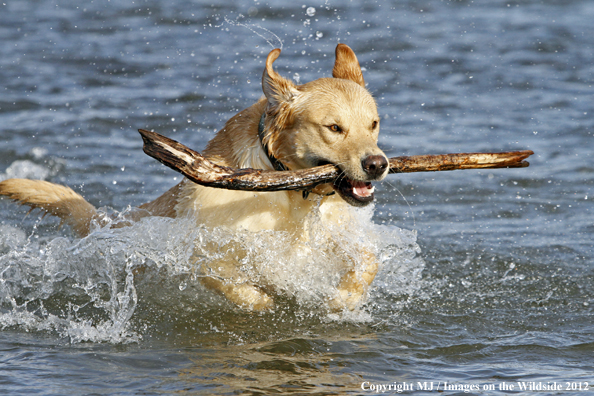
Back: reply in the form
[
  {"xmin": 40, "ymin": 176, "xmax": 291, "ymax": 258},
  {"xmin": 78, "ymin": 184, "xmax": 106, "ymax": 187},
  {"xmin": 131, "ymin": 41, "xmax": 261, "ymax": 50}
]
[{"xmin": 0, "ymin": 178, "xmax": 100, "ymax": 237}]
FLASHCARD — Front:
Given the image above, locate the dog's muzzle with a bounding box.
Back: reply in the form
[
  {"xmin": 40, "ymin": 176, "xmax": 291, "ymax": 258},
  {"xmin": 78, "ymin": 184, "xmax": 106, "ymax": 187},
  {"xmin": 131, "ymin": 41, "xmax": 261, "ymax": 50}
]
[{"xmin": 330, "ymin": 155, "xmax": 388, "ymax": 207}]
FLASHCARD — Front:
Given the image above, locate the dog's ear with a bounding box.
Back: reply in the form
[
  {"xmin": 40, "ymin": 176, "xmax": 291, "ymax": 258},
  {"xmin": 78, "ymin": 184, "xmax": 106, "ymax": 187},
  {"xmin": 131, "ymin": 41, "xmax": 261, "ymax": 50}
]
[
  {"xmin": 332, "ymin": 43, "xmax": 365, "ymax": 88},
  {"xmin": 262, "ymin": 49, "xmax": 299, "ymax": 107}
]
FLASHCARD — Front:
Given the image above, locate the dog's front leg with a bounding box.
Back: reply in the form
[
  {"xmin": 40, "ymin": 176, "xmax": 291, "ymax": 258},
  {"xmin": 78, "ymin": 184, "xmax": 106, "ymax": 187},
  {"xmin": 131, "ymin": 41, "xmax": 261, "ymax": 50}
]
[
  {"xmin": 190, "ymin": 239, "xmax": 274, "ymax": 311},
  {"xmin": 201, "ymin": 276, "xmax": 274, "ymax": 311},
  {"xmin": 328, "ymin": 249, "xmax": 378, "ymax": 311}
]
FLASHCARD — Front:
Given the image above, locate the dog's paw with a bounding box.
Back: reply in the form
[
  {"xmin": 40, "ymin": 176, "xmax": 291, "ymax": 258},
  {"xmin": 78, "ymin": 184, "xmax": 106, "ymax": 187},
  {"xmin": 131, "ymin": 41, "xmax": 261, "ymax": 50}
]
[
  {"xmin": 230, "ymin": 283, "xmax": 274, "ymax": 311},
  {"xmin": 201, "ymin": 276, "xmax": 274, "ymax": 311},
  {"xmin": 328, "ymin": 287, "xmax": 365, "ymax": 312}
]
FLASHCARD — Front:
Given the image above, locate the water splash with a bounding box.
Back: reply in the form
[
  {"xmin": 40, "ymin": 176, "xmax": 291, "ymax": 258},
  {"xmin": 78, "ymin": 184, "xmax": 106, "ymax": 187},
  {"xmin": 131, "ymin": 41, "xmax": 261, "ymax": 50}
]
[
  {"xmin": 221, "ymin": 15, "xmax": 283, "ymax": 50},
  {"xmin": 0, "ymin": 205, "xmax": 423, "ymax": 344},
  {"xmin": 0, "ymin": 150, "xmax": 66, "ymax": 182},
  {"xmin": 0, "ymin": 160, "xmax": 49, "ymax": 181}
]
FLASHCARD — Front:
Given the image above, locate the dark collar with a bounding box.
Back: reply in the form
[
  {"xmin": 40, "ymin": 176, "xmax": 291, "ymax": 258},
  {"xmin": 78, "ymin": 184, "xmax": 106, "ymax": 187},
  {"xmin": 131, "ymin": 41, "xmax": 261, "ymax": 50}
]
[
  {"xmin": 257, "ymin": 113, "xmax": 334, "ymax": 199},
  {"xmin": 258, "ymin": 113, "xmax": 288, "ymax": 171}
]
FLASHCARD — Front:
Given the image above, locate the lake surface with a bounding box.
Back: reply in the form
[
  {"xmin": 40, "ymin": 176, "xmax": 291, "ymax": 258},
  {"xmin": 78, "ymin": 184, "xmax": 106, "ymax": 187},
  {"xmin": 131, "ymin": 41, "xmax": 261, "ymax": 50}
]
[{"xmin": 1, "ymin": 0, "xmax": 593, "ymax": 394}]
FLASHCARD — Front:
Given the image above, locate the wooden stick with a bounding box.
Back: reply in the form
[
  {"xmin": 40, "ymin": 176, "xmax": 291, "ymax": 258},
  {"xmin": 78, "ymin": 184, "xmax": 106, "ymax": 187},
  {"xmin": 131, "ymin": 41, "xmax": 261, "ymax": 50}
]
[
  {"xmin": 138, "ymin": 129, "xmax": 533, "ymax": 192},
  {"xmin": 388, "ymin": 151, "xmax": 532, "ymax": 173}
]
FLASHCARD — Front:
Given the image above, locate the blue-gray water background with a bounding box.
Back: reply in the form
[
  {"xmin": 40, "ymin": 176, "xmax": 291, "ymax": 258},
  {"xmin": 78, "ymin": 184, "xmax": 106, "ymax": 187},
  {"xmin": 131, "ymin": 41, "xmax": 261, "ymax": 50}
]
[{"xmin": 1, "ymin": 0, "xmax": 593, "ymax": 394}]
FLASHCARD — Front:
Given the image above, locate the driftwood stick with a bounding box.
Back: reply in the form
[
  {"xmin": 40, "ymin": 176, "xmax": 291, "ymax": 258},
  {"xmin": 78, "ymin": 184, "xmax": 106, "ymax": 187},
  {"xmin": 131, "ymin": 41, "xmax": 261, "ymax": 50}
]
[
  {"xmin": 138, "ymin": 129, "xmax": 533, "ymax": 192},
  {"xmin": 388, "ymin": 151, "xmax": 532, "ymax": 173}
]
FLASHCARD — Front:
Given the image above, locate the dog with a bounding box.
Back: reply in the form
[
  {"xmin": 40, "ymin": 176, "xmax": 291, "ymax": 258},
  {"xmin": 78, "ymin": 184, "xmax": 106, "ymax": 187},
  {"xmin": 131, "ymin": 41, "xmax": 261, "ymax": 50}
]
[{"xmin": 0, "ymin": 44, "xmax": 389, "ymax": 311}]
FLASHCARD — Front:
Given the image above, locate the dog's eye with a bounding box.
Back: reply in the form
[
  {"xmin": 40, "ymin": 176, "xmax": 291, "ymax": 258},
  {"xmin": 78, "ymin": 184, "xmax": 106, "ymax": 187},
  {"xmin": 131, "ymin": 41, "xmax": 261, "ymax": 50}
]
[
  {"xmin": 372, "ymin": 120, "xmax": 378, "ymax": 130},
  {"xmin": 328, "ymin": 124, "xmax": 342, "ymax": 133}
]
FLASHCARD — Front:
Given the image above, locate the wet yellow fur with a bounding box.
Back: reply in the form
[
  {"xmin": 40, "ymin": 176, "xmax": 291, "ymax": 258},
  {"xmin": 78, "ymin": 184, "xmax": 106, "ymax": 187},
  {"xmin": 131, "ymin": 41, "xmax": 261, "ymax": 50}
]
[{"xmin": 0, "ymin": 44, "xmax": 388, "ymax": 311}]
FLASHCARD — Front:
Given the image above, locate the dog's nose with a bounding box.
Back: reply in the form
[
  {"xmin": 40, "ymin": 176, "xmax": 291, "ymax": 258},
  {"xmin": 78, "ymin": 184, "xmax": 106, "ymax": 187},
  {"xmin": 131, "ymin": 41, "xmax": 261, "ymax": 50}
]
[{"xmin": 361, "ymin": 155, "xmax": 388, "ymax": 178}]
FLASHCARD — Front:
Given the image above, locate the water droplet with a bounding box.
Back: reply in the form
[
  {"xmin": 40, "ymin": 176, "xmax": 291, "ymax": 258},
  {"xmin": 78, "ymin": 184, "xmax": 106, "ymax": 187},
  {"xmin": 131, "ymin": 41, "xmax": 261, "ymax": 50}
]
[
  {"xmin": 306, "ymin": 7, "xmax": 316, "ymax": 17},
  {"xmin": 316, "ymin": 31, "xmax": 323, "ymax": 39},
  {"xmin": 179, "ymin": 281, "xmax": 187, "ymax": 291}
]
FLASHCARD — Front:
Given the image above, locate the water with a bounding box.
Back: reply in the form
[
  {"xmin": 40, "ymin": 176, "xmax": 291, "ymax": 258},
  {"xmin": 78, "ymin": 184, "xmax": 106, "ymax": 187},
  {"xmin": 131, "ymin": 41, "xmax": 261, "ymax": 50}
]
[{"xmin": 1, "ymin": 0, "xmax": 592, "ymax": 394}]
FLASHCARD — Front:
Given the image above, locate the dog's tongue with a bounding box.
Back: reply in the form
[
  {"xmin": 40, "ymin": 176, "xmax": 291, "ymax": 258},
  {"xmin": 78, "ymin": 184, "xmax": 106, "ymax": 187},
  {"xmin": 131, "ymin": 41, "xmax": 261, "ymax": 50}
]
[{"xmin": 352, "ymin": 181, "xmax": 374, "ymax": 198}]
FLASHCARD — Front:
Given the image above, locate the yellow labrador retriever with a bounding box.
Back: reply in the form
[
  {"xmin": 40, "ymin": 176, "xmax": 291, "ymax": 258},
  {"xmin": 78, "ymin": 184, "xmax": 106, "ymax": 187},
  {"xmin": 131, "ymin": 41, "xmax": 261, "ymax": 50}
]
[{"xmin": 0, "ymin": 44, "xmax": 389, "ymax": 311}]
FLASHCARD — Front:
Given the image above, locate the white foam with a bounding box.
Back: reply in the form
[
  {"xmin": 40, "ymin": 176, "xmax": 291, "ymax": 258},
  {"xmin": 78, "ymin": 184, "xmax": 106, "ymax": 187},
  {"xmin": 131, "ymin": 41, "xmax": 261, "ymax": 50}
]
[
  {"xmin": 0, "ymin": 160, "xmax": 50, "ymax": 181},
  {"xmin": 29, "ymin": 147, "xmax": 48, "ymax": 160}
]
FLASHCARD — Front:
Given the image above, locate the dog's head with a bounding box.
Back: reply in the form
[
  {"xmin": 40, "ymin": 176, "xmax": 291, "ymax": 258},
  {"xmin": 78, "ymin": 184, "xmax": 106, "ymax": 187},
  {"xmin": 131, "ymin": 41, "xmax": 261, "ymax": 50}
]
[{"xmin": 260, "ymin": 44, "xmax": 389, "ymax": 207}]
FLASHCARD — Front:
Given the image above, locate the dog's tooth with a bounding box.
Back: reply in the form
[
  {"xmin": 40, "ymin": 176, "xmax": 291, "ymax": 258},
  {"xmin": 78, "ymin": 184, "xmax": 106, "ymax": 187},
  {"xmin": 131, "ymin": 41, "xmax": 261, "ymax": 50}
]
[{"xmin": 352, "ymin": 182, "xmax": 374, "ymax": 198}]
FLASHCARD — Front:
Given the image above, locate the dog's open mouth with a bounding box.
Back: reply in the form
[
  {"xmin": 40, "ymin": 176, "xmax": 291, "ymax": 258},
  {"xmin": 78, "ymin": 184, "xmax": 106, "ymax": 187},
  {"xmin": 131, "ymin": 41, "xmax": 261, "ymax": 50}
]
[{"xmin": 333, "ymin": 177, "xmax": 375, "ymax": 207}]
